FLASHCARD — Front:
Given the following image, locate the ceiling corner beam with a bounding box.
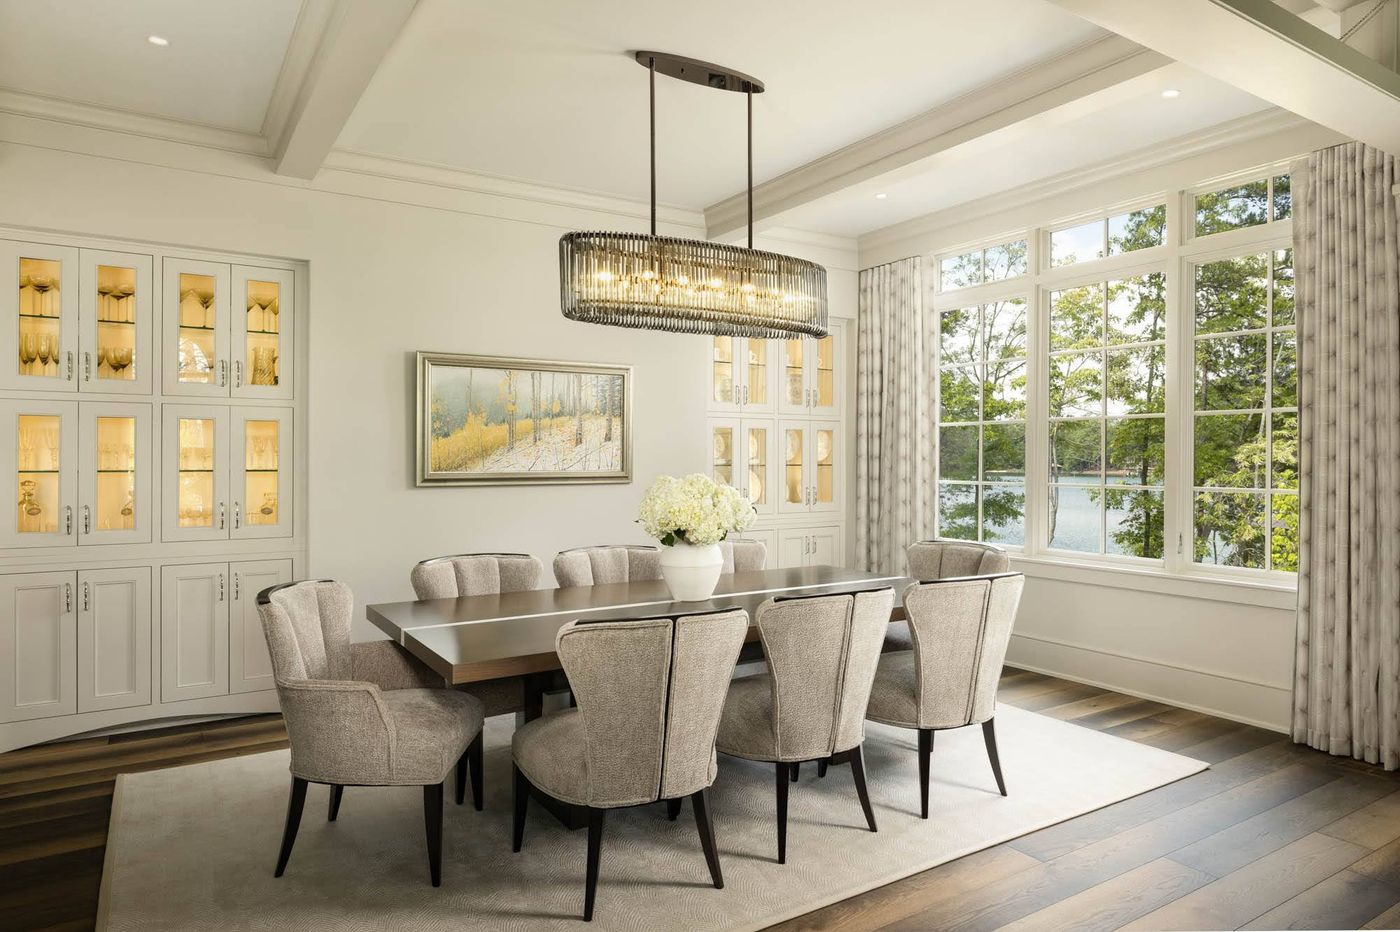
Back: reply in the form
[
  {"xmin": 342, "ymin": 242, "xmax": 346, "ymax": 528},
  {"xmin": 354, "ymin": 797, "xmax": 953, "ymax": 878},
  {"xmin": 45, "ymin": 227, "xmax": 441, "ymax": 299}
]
[{"xmin": 272, "ymin": 0, "xmax": 421, "ymax": 180}]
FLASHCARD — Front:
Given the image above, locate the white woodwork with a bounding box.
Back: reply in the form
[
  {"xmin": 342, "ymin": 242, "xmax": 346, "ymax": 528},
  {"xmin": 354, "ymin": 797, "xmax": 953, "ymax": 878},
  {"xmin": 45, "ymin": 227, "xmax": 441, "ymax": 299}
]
[
  {"xmin": 776, "ymin": 528, "xmax": 808, "ymax": 568},
  {"xmin": 161, "ymin": 404, "xmax": 231, "ymax": 543},
  {"xmin": 808, "ymin": 525, "xmax": 843, "ymax": 565},
  {"xmin": 809, "ymin": 419, "xmax": 843, "ymax": 515},
  {"xmin": 162, "ymin": 257, "xmax": 231, "ymax": 397},
  {"xmin": 741, "ymin": 418, "xmax": 778, "ymax": 517},
  {"xmin": 0, "ymin": 239, "xmax": 80, "ymax": 393},
  {"xmin": 78, "ymin": 402, "xmax": 153, "ymax": 546},
  {"xmin": 229, "ymin": 558, "xmax": 291, "ymax": 694},
  {"xmin": 775, "ymin": 526, "xmax": 844, "ymax": 568},
  {"xmin": 0, "ymin": 398, "xmax": 79, "ymax": 548},
  {"xmin": 78, "ymin": 248, "xmax": 153, "ymax": 395},
  {"xmin": 230, "ymin": 407, "xmax": 294, "ymax": 539},
  {"xmin": 160, "ymin": 562, "xmax": 230, "ymax": 702},
  {"xmin": 777, "ymin": 420, "xmax": 811, "ymax": 516},
  {"xmin": 734, "ymin": 527, "xmax": 778, "ymax": 567},
  {"xmin": 231, "ymin": 265, "xmax": 294, "ymax": 401},
  {"xmin": 0, "ymin": 570, "xmax": 77, "ymax": 722},
  {"xmin": 77, "ymin": 567, "xmax": 152, "ymax": 713}
]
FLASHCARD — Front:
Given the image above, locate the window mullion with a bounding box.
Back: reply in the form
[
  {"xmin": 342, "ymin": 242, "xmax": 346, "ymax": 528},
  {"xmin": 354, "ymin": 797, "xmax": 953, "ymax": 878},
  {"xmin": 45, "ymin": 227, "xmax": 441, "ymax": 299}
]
[{"xmin": 1164, "ymin": 194, "xmax": 1188, "ymax": 576}]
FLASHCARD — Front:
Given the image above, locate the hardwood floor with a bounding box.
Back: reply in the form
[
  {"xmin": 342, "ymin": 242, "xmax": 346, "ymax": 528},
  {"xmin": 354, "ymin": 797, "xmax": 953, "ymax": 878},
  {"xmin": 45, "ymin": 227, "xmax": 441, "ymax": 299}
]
[{"xmin": 4, "ymin": 672, "xmax": 1400, "ymax": 931}]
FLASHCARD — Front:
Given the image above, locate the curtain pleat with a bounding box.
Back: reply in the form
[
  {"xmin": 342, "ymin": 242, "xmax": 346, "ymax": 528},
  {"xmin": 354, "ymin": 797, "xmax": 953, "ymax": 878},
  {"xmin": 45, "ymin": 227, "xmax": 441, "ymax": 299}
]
[
  {"xmin": 1293, "ymin": 142, "xmax": 1400, "ymax": 769},
  {"xmin": 855, "ymin": 257, "xmax": 932, "ymax": 574}
]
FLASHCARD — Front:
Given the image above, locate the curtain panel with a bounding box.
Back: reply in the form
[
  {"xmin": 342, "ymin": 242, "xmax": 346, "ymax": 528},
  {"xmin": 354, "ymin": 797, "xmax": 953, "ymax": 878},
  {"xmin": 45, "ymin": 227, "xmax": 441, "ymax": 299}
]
[
  {"xmin": 855, "ymin": 257, "xmax": 934, "ymax": 574},
  {"xmin": 1293, "ymin": 142, "xmax": 1400, "ymax": 769}
]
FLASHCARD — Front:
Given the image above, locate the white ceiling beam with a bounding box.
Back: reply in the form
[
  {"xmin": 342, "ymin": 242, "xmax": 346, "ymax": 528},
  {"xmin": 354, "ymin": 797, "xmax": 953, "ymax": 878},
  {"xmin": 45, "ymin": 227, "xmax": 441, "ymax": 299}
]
[
  {"xmin": 703, "ymin": 35, "xmax": 1171, "ymax": 239},
  {"xmin": 272, "ymin": 0, "xmax": 420, "ymax": 180},
  {"xmin": 1044, "ymin": 0, "xmax": 1400, "ymax": 157}
]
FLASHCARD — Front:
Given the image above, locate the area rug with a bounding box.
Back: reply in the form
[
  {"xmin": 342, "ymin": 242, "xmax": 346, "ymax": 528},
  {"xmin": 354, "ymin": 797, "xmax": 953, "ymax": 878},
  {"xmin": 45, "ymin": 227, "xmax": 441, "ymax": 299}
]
[{"xmin": 97, "ymin": 705, "xmax": 1205, "ymax": 931}]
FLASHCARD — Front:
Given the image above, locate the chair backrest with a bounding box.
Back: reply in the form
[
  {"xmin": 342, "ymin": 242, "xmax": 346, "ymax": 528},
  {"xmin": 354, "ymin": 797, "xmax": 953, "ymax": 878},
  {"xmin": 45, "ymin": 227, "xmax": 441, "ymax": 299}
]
[
  {"xmin": 907, "ymin": 539, "xmax": 1011, "ymax": 580},
  {"xmin": 255, "ymin": 579, "xmax": 355, "ymax": 684},
  {"xmin": 553, "ymin": 545, "xmax": 661, "ymax": 587},
  {"xmin": 722, "ymin": 538, "xmax": 767, "ymax": 573},
  {"xmin": 902, "ymin": 573, "xmax": 1024, "ymax": 728},
  {"xmin": 556, "ymin": 608, "xmax": 748, "ymax": 807},
  {"xmin": 755, "ymin": 587, "xmax": 896, "ymax": 759},
  {"xmin": 410, "ymin": 552, "xmax": 543, "ymax": 599}
]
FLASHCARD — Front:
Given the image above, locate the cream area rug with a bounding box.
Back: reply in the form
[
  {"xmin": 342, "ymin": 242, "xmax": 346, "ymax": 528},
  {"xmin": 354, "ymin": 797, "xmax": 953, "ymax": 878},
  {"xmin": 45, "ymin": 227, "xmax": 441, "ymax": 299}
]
[{"xmin": 98, "ymin": 705, "xmax": 1206, "ymax": 931}]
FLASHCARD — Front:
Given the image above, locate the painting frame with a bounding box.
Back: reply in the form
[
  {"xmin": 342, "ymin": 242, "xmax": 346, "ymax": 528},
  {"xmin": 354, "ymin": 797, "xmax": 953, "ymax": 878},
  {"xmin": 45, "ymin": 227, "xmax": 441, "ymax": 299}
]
[{"xmin": 415, "ymin": 351, "xmax": 633, "ymax": 486}]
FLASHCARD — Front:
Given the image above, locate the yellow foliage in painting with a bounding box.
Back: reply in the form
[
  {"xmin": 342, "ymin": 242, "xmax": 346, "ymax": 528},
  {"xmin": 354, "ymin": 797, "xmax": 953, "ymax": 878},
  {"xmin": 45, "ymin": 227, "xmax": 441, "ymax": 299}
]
[{"xmin": 430, "ymin": 413, "xmax": 574, "ymax": 472}]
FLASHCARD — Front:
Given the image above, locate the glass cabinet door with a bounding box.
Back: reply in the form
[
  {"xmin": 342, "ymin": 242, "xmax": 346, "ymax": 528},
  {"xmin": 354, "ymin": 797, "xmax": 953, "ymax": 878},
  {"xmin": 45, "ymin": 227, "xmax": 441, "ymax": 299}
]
[
  {"xmin": 710, "ymin": 336, "xmax": 740, "ymax": 411},
  {"xmin": 811, "ymin": 421, "xmax": 841, "ymax": 512},
  {"xmin": 741, "ymin": 419, "xmax": 776, "ymax": 515},
  {"xmin": 232, "ymin": 265, "xmax": 293, "ymax": 400},
  {"xmin": 161, "ymin": 404, "xmax": 230, "ymax": 542},
  {"xmin": 779, "ymin": 339, "xmax": 806, "ymax": 414},
  {"xmin": 710, "ymin": 418, "xmax": 738, "ymax": 489},
  {"xmin": 779, "ymin": 421, "xmax": 808, "ymax": 514},
  {"xmin": 78, "ymin": 402, "xmax": 152, "ymax": 545},
  {"xmin": 743, "ymin": 338, "xmax": 775, "ymax": 413},
  {"xmin": 0, "ymin": 241, "xmax": 80, "ymax": 393},
  {"xmin": 162, "ymin": 259, "xmax": 230, "ymax": 397},
  {"xmin": 231, "ymin": 407, "xmax": 293, "ymax": 539},
  {"xmin": 811, "ymin": 332, "xmax": 838, "ymax": 415},
  {"xmin": 0, "ymin": 399, "xmax": 79, "ymax": 548},
  {"xmin": 79, "ymin": 250, "xmax": 153, "ymax": 395}
]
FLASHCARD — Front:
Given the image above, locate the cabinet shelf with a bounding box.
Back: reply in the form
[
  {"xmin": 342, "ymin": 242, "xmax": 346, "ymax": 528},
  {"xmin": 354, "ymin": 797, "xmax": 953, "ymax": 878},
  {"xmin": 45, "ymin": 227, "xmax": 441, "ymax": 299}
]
[
  {"xmin": 96, "ymin": 318, "xmax": 136, "ymax": 327},
  {"xmin": 18, "ymin": 468, "xmax": 60, "ymax": 474},
  {"xmin": 96, "ymin": 468, "xmax": 135, "ymax": 474},
  {"xmin": 178, "ymin": 468, "xmax": 215, "ymax": 473},
  {"xmin": 18, "ymin": 312, "xmax": 62, "ymax": 321},
  {"xmin": 245, "ymin": 328, "xmax": 280, "ymax": 336},
  {"xmin": 244, "ymin": 468, "xmax": 278, "ymax": 473},
  {"xmin": 178, "ymin": 324, "xmax": 216, "ymax": 332}
]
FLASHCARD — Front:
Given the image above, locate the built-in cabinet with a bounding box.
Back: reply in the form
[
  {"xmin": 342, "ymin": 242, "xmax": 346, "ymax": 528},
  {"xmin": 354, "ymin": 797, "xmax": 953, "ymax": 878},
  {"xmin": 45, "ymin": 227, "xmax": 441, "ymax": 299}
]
[
  {"xmin": 0, "ymin": 231, "xmax": 305, "ymax": 751},
  {"xmin": 708, "ymin": 320, "xmax": 847, "ymax": 569}
]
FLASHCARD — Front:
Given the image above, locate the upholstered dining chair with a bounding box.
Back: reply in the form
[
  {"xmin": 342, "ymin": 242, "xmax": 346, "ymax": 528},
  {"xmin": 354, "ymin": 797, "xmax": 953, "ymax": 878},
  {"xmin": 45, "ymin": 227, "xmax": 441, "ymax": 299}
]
[
  {"xmin": 866, "ymin": 573, "xmax": 1025, "ymax": 818},
  {"xmin": 410, "ymin": 552, "xmax": 545, "ymax": 717},
  {"xmin": 552, "ymin": 540, "xmax": 766, "ymax": 588},
  {"xmin": 511, "ymin": 607, "xmax": 748, "ymax": 921},
  {"xmin": 256, "ymin": 580, "xmax": 485, "ymax": 887},
  {"xmin": 884, "ymin": 539, "xmax": 1011, "ymax": 652},
  {"xmin": 714, "ymin": 587, "xmax": 896, "ymax": 864}
]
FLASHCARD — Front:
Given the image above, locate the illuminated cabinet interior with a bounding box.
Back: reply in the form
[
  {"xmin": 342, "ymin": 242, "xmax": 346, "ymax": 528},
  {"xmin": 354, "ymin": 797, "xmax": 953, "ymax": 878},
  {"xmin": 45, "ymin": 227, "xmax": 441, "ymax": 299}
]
[
  {"xmin": 706, "ymin": 318, "xmax": 846, "ymax": 568},
  {"xmin": 0, "ymin": 230, "xmax": 305, "ymax": 753}
]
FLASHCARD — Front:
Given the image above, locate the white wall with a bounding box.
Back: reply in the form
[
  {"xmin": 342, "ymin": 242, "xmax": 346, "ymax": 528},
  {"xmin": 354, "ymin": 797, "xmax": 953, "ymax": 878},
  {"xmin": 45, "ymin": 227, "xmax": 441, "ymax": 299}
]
[{"xmin": 0, "ymin": 117, "xmax": 857, "ymax": 638}]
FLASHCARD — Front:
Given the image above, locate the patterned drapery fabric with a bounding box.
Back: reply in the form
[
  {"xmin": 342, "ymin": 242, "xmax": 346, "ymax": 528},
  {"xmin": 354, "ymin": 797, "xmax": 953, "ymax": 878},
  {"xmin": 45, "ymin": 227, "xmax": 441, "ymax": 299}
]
[
  {"xmin": 1293, "ymin": 142, "xmax": 1400, "ymax": 770},
  {"xmin": 855, "ymin": 258, "xmax": 933, "ymax": 575}
]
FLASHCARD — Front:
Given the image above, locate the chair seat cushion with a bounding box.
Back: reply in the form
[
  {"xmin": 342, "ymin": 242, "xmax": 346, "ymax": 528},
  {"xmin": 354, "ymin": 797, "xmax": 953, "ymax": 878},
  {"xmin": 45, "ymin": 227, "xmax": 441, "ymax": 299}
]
[
  {"xmin": 715, "ymin": 674, "xmax": 780, "ymax": 761},
  {"xmin": 382, "ymin": 687, "xmax": 484, "ymax": 785},
  {"xmin": 883, "ymin": 621, "xmax": 913, "ymax": 653},
  {"xmin": 512, "ymin": 709, "xmax": 590, "ymax": 806},
  {"xmin": 865, "ymin": 650, "xmax": 920, "ymax": 728}
]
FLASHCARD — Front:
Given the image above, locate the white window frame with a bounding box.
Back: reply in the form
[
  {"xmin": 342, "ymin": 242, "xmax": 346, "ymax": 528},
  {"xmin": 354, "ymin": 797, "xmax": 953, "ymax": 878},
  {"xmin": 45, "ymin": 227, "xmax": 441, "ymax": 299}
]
[
  {"xmin": 933, "ymin": 234, "xmax": 1031, "ymax": 296},
  {"xmin": 1043, "ymin": 195, "xmax": 1170, "ymax": 272},
  {"xmin": 1184, "ymin": 169, "xmax": 1292, "ymax": 246}
]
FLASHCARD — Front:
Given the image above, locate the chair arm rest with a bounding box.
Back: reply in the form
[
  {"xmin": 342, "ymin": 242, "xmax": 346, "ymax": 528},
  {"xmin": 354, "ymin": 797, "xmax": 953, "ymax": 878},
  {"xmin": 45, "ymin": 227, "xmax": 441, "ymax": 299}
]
[
  {"xmin": 351, "ymin": 640, "xmax": 448, "ymax": 691},
  {"xmin": 276, "ymin": 678, "xmax": 397, "ymax": 783}
]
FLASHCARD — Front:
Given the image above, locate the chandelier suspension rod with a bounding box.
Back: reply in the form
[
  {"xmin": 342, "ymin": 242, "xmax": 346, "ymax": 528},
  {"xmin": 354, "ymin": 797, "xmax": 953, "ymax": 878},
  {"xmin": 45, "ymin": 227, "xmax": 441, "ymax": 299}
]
[
  {"xmin": 649, "ymin": 55, "xmax": 657, "ymax": 237},
  {"xmin": 747, "ymin": 88, "xmax": 753, "ymax": 250}
]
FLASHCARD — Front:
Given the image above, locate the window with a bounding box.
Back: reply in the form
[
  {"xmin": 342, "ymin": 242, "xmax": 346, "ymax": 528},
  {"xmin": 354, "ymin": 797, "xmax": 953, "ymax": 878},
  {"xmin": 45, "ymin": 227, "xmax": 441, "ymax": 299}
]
[
  {"xmin": 1194, "ymin": 174, "xmax": 1290, "ymax": 236},
  {"xmin": 1047, "ymin": 273, "xmax": 1166, "ymax": 558},
  {"xmin": 936, "ymin": 297, "xmax": 1028, "ymax": 544},
  {"xmin": 1050, "ymin": 204, "xmax": 1165, "ymax": 267},
  {"xmin": 938, "ymin": 239, "xmax": 1028, "ymax": 291},
  {"xmin": 1191, "ymin": 248, "xmax": 1297, "ymax": 570}
]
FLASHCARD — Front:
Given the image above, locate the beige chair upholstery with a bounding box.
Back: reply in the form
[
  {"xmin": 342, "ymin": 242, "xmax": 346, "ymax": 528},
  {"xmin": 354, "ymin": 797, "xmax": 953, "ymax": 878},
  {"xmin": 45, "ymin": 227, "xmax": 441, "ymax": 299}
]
[
  {"xmin": 715, "ymin": 587, "xmax": 895, "ymax": 863},
  {"xmin": 410, "ymin": 552, "xmax": 544, "ymax": 717},
  {"xmin": 866, "ymin": 573, "xmax": 1024, "ymax": 817},
  {"xmin": 884, "ymin": 539, "xmax": 1012, "ymax": 652},
  {"xmin": 257, "ymin": 580, "xmax": 486, "ymax": 886},
  {"xmin": 553, "ymin": 545, "xmax": 661, "ymax": 587},
  {"xmin": 722, "ymin": 538, "xmax": 767, "ymax": 573},
  {"xmin": 511, "ymin": 608, "xmax": 748, "ymax": 920}
]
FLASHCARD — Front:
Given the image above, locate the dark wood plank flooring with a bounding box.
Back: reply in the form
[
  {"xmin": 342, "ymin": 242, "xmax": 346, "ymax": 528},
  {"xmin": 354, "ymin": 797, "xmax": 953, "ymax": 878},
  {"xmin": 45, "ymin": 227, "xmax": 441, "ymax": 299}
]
[{"xmin": 4, "ymin": 672, "xmax": 1400, "ymax": 931}]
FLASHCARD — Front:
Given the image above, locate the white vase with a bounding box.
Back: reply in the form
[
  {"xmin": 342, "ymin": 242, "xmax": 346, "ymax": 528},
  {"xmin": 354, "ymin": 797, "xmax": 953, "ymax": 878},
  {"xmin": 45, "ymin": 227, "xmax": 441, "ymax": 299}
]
[{"xmin": 658, "ymin": 540, "xmax": 724, "ymax": 601}]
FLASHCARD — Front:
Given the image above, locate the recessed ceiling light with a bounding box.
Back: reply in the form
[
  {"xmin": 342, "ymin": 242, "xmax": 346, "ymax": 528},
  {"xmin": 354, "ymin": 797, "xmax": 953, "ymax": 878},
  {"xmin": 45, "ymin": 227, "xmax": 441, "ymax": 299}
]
[
  {"xmin": 874, "ymin": 192, "xmax": 888, "ymax": 200},
  {"xmin": 147, "ymin": 35, "xmax": 170, "ymax": 47},
  {"xmin": 1161, "ymin": 88, "xmax": 1181, "ymax": 99}
]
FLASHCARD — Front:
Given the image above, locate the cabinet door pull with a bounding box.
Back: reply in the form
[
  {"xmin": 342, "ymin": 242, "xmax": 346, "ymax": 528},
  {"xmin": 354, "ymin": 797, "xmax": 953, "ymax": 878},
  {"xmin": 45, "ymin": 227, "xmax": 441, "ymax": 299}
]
[
  {"xmin": 233, "ymin": 501, "xmax": 241, "ymax": 530},
  {"xmin": 219, "ymin": 360, "xmax": 227, "ymax": 387},
  {"xmin": 82, "ymin": 505, "xmax": 90, "ymax": 535},
  {"xmin": 218, "ymin": 574, "xmax": 225, "ymax": 602},
  {"xmin": 65, "ymin": 505, "xmax": 73, "ymax": 535},
  {"xmin": 218, "ymin": 502, "xmax": 226, "ymax": 530},
  {"xmin": 233, "ymin": 573, "xmax": 240, "ymax": 600},
  {"xmin": 64, "ymin": 583, "xmax": 72, "ymax": 613},
  {"xmin": 67, "ymin": 351, "xmax": 74, "ymax": 381},
  {"xmin": 83, "ymin": 582, "xmax": 89, "ymax": 612},
  {"xmin": 235, "ymin": 361, "xmax": 243, "ymax": 388},
  {"xmin": 84, "ymin": 351, "xmax": 91, "ymax": 382}
]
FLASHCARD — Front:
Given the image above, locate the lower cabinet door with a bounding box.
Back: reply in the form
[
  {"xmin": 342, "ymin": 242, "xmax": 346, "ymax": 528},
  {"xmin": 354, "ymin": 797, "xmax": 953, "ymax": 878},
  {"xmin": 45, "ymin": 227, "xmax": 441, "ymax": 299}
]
[
  {"xmin": 160, "ymin": 562, "xmax": 230, "ymax": 702},
  {"xmin": 0, "ymin": 571, "xmax": 77, "ymax": 722},
  {"xmin": 807, "ymin": 525, "xmax": 843, "ymax": 567},
  {"xmin": 77, "ymin": 567, "xmax": 152, "ymax": 713},
  {"xmin": 776, "ymin": 529, "xmax": 809, "ymax": 568},
  {"xmin": 228, "ymin": 558, "xmax": 291, "ymax": 694}
]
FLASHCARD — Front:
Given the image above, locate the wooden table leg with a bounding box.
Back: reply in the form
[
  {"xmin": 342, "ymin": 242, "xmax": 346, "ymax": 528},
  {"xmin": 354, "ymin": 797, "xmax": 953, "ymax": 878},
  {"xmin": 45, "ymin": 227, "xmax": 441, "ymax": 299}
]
[{"xmin": 517, "ymin": 670, "xmax": 588, "ymax": 831}]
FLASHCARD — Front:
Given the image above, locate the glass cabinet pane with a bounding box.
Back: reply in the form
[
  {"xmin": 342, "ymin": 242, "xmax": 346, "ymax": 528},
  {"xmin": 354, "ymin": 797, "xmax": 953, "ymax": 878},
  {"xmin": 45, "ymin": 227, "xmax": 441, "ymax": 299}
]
[
  {"xmin": 244, "ymin": 279, "xmax": 282, "ymax": 387},
  {"xmin": 18, "ymin": 258, "xmax": 63, "ymax": 382},
  {"xmin": 747, "ymin": 338, "xmax": 769, "ymax": 406},
  {"xmin": 243, "ymin": 419, "xmax": 280, "ymax": 526},
  {"xmin": 816, "ymin": 428, "xmax": 835, "ymax": 505},
  {"xmin": 94, "ymin": 416, "xmax": 135, "ymax": 531},
  {"xmin": 177, "ymin": 417, "xmax": 215, "ymax": 527},
  {"xmin": 785, "ymin": 427, "xmax": 804, "ymax": 505},
  {"xmin": 16, "ymin": 414, "xmax": 61, "ymax": 534},
  {"xmin": 747, "ymin": 426, "xmax": 768, "ymax": 507},
  {"xmin": 784, "ymin": 340, "xmax": 804, "ymax": 406},
  {"xmin": 177, "ymin": 273, "xmax": 217, "ymax": 384},
  {"xmin": 711, "ymin": 424, "xmax": 734, "ymax": 487},
  {"xmin": 815, "ymin": 336, "xmax": 835, "ymax": 407},
  {"xmin": 712, "ymin": 337, "xmax": 735, "ymax": 405},
  {"xmin": 94, "ymin": 265, "xmax": 137, "ymax": 383}
]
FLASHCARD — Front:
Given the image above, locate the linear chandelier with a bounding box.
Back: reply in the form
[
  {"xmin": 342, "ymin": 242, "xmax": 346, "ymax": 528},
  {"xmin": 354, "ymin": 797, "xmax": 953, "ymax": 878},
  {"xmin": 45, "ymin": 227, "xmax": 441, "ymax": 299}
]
[{"xmin": 560, "ymin": 51, "xmax": 828, "ymax": 339}]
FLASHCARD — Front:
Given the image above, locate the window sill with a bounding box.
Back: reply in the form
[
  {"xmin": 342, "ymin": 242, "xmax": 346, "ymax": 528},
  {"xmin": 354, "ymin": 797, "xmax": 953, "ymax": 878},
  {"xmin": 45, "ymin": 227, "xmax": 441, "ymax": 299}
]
[{"xmin": 1007, "ymin": 553, "xmax": 1299, "ymax": 610}]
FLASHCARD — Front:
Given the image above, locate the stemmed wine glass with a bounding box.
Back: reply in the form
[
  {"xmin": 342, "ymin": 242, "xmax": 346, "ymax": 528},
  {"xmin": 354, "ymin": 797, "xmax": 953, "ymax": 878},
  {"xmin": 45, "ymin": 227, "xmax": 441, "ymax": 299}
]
[
  {"xmin": 19, "ymin": 332, "xmax": 37, "ymax": 376},
  {"xmin": 29, "ymin": 273, "xmax": 54, "ymax": 317},
  {"xmin": 38, "ymin": 334, "xmax": 53, "ymax": 377}
]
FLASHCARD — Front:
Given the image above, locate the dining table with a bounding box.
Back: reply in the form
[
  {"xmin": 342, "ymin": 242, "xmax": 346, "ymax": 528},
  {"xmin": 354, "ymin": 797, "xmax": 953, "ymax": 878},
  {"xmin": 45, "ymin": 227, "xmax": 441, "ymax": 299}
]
[{"xmin": 366, "ymin": 565, "xmax": 914, "ymax": 828}]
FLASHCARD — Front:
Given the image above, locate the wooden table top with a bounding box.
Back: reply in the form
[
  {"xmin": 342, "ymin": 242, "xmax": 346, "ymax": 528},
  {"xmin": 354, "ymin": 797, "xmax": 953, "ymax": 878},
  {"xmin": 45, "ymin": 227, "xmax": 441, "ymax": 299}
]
[{"xmin": 366, "ymin": 566, "xmax": 912, "ymax": 685}]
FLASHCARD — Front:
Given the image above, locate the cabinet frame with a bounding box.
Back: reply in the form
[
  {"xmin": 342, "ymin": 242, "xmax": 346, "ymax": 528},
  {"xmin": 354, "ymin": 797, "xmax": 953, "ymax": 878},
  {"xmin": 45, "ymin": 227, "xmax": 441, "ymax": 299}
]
[
  {"xmin": 0, "ymin": 570, "xmax": 77, "ymax": 722},
  {"xmin": 77, "ymin": 566, "xmax": 152, "ymax": 713},
  {"xmin": 78, "ymin": 248, "xmax": 154, "ymax": 395},
  {"xmin": 230, "ymin": 407, "xmax": 294, "ymax": 540},
  {"xmin": 0, "ymin": 240, "xmax": 80, "ymax": 393}
]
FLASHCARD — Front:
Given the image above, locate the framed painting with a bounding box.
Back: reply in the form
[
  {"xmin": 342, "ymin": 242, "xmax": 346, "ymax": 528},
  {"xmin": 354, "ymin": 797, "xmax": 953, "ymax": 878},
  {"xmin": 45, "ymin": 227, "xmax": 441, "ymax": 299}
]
[{"xmin": 416, "ymin": 352, "xmax": 632, "ymax": 486}]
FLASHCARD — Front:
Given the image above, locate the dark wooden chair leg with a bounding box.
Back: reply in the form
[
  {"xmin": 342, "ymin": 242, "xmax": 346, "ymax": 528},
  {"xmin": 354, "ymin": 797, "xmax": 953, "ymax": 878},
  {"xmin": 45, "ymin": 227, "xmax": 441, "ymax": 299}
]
[
  {"xmin": 455, "ymin": 747, "xmax": 468, "ymax": 806},
  {"xmin": 918, "ymin": 728, "xmax": 933, "ymax": 819},
  {"xmin": 666, "ymin": 797, "xmax": 683, "ymax": 821},
  {"xmin": 849, "ymin": 743, "xmax": 877, "ymax": 832},
  {"xmin": 512, "ymin": 764, "xmax": 529, "ymax": 853},
  {"xmin": 584, "ymin": 807, "xmax": 606, "ymax": 921},
  {"xmin": 691, "ymin": 788, "xmax": 723, "ymax": 889},
  {"xmin": 423, "ymin": 781, "xmax": 444, "ymax": 887},
  {"xmin": 467, "ymin": 731, "xmax": 484, "ymax": 811},
  {"xmin": 774, "ymin": 761, "xmax": 789, "ymax": 864},
  {"xmin": 327, "ymin": 784, "xmax": 343, "ymax": 822},
  {"xmin": 982, "ymin": 718, "xmax": 1007, "ymax": 796},
  {"xmin": 274, "ymin": 776, "xmax": 307, "ymax": 877},
  {"xmin": 817, "ymin": 757, "xmax": 829, "ymax": 778},
  {"xmin": 790, "ymin": 761, "xmax": 800, "ymax": 782}
]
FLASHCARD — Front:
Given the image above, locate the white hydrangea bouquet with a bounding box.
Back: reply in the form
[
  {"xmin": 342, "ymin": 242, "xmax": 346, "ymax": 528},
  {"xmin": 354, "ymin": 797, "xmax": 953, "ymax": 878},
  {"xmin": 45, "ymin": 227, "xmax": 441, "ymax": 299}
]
[{"xmin": 638, "ymin": 473, "xmax": 755, "ymax": 600}]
